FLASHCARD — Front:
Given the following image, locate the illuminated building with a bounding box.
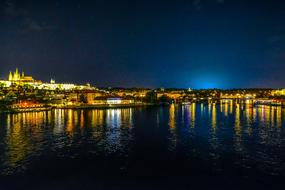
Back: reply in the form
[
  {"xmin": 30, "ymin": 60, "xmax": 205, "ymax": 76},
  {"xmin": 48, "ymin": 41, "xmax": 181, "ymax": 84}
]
[
  {"xmin": 8, "ymin": 68, "xmax": 41, "ymax": 84},
  {"xmin": 0, "ymin": 80, "xmax": 11, "ymax": 87},
  {"xmin": 107, "ymin": 98, "xmax": 134, "ymax": 104},
  {"xmin": 38, "ymin": 82, "xmax": 76, "ymax": 90},
  {"xmin": 272, "ymin": 89, "xmax": 285, "ymax": 96},
  {"xmin": 38, "ymin": 79, "xmax": 94, "ymax": 91},
  {"xmin": 220, "ymin": 93, "xmax": 256, "ymax": 99},
  {"xmin": 157, "ymin": 91, "xmax": 185, "ymax": 100},
  {"xmin": 107, "ymin": 98, "xmax": 122, "ymax": 104},
  {"xmin": 92, "ymin": 98, "xmax": 135, "ymax": 105},
  {"xmin": 0, "ymin": 69, "xmax": 94, "ymax": 91}
]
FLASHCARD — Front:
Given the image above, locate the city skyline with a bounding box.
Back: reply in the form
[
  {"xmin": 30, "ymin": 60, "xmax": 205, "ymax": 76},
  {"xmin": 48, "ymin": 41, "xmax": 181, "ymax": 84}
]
[
  {"xmin": 0, "ymin": 67, "xmax": 283, "ymax": 89},
  {"xmin": 1, "ymin": 0, "xmax": 285, "ymax": 88},
  {"xmin": 0, "ymin": 67, "xmax": 280, "ymax": 89}
]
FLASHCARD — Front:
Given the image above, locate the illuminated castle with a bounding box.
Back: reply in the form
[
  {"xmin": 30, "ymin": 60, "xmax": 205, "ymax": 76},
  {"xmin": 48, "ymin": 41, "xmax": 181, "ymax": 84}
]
[
  {"xmin": 8, "ymin": 68, "xmax": 37, "ymax": 83},
  {"xmin": 1, "ymin": 68, "xmax": 92, "ymax": 90}
]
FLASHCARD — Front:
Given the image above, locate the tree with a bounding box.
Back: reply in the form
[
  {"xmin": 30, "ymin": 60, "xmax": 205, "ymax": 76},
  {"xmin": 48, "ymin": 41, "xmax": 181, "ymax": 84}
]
[
  {"xmin": 0, "ymin": 83, "xmax": 5, "ymax": 90},
  {"xmin": 158, "ymin": 95, "xmax": 172, "ymax": 103},
  {"xmin": 144, "ymin": 91, "xmax": 157, "ymax": 103}
]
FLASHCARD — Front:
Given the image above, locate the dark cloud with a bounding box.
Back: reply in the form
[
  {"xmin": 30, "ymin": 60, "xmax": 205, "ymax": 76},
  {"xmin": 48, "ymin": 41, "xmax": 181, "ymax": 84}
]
[
  {"xmin": 268, "ymin": 35, "xmax": 285, "ymax": 43},
  {"xmin": 2, "ymin": 0, "xmax": 27, "ymax": 18},
  {"xmin": 192, "ymin": 0, "xmax": 202, "ymax": 10},
  {"xmin": 21, "ymin": 18, "xmax": 52, "ymax": 33},
  {"xmin": 1, "ymin": 0, "xmax": 54, "ymax": 33},
  {"xmin": 192, "ymin": 0, "xmax": 225, "ymax": 10},
  {"xmin": 217, "ymin": 0, "xmax": 225, "ymax": 4}
]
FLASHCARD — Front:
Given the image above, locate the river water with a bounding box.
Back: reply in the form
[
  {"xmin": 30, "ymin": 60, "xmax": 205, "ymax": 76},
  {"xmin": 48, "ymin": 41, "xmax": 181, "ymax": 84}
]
[{"xmin": 0, "ymin": 102, "xmax": 285, "ymax": 189}]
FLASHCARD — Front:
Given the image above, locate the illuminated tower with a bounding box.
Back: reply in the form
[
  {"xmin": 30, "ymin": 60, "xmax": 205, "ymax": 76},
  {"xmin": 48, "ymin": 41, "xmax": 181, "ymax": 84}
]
[
  {"xmin": 17, "ymin": 68, "xmax": 20, "ymax": 80},
  {"xmin": 8, "ymin": 71, "xmax": 13, "ymax": 81},
  {"xmin": 13, "ymin": 68, "xmax": 21, "ymax": 81}
]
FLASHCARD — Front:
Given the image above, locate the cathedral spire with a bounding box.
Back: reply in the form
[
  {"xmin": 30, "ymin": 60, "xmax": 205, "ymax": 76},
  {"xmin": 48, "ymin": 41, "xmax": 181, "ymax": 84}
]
[
  {"xmin": 14, "ymin": 68, "xmax": 19, "ymax": 80},
  {"xmin": 8, "ymin": 71, "xmax": 13, "ymax": 81}
]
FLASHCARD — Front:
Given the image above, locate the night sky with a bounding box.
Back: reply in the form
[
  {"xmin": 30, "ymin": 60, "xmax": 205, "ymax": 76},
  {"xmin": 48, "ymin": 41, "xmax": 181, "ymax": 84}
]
[{"xmin": 1, "ymin": 0, "xmax": 285, "ymax": 88}]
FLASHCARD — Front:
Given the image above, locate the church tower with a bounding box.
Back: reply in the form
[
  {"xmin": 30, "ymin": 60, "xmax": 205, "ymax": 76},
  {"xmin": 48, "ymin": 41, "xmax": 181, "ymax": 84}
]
[
  {"xmin": 8, "ymin": 71, "xmax": 13, "ymax": 81},
  {"xmin": 15, "ymin": 68, "xmax": 19, "ymax": 80}
]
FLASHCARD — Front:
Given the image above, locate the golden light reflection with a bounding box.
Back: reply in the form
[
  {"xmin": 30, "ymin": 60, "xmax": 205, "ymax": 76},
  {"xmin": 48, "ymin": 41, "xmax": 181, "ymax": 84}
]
[
  {"xmin": 91, "ymin": 109, "xmax": 104, "ymax": 127},
  {"xmin": 121, "ymin": 108, "xmax": 133, "ymax": 128},
  {"xmin": 259, "ymin": 105, "xmax": 270, "ymax": 123},
  {"xmin": 266, "ymin": 106, "xmax": 270, "ymax": 124},
  {"xmin": 282, "ymin": 107, "xmax": 285, "ymax": 125},
  {"xmin": 257, "ymin": 106, "xmax": 283, "ymax": 128},
  {"xmin": 169, "ymin": 104, "xmax": 175, "ymax": 129},
  {"xmin": 7, "ymin": 114, "xmax": 11, "ymax": 129},
  {"xmin": 245, "ymin": 102, "xmax": 253, "ymax": 126},
  {"xmin": 66, "ymin": 109, "xmax": 75, "ymax": 134},
  {"xmin": 234, "ymin": 103, "xmax": 243, "ymax": 152},
  {"xmin": 220, "ymin": 100, "xmax": 223, "ymax": 113},
  {"xmin": 5, "ymin": 122, "xmax": 32, "ymax": 169},
  {"xmin": 276, "ymin": 107, "xmax": 282, "ymax": 128},
  {"xmin": 230, "ymin": 100, "xmax": 233, "ymax": 114},
  {"xmin": 224, "ymin": 101, "xmax": 228, "ymax": 116},
  {"xmin": 271, "ymin": 107, "xmax": 275, "ymax": 126},
  {"xmin": 235, "ymin": 104, "xmax": 241, "ymax": 135},
  {"xmin": 168, "ymin": 103, "xmax": 178, "ymax": 149},
  {"xmin": 190, "ymin": 103, "xmax": 196, "ymax": 128},
  {"xmin": 80, "ymin": 110, "xmax": 84, "ymax": 129},
  {"xmin": 212, "ymin": 103, "xmax": 217, "ymax": 132},
  {"xmin": 3, "ymin": 112, "xmax": 47, "ymax": 172}
]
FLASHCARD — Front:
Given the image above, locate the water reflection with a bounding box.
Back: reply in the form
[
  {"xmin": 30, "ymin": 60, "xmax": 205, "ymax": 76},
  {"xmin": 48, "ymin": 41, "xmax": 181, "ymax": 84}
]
[
  {"xmin": 211, "ymin": 103, "xmax": 217, "ymax": 131},
  {"xmin": 168, "ymin": 104, "xmax": 178, "ymax": 150},
  {"xmin": 190, "ymin": 103, "xmax": 196, "ymax": 128},
  {"xmin": 185, "ymin": 101, "xmax": 285, "ymax": 158},
  {"xmin": 104, "ymin": 109, "xmax": 133, "ymax": 153},
  {"xmin": 276, "ymin": 107, "xmax": 282, "ymax": 128},
  {"xmin": 209, "ymin": 103, "xmax": 220, "ymax": 164},
  {"xmin": 2, "ymin": 112, "xmax": 47, "ymax": 174},
  {"xmin": 0, "ymin": 104, "xmax": 285, "ymax": 177},
  {"xmin": 224, "ymin": 101, "xmax": 229, "ymax": 116},
  {"xmin": 0, "ymin": 108, "xmax": 134, "ymax": 174},
  {"xmin": 168, "ymin": 104, "xmax": 176, "ymax": 129},
  {"xmin": 91, "ymin": 109, "xmax": 104, "ymax": 127},
  {"xmin": 234, "ymin": 103, "xmax": 243, "ymax": 153},
  {"xmin": 66, "ymin": 109, "xmax": 75, "ymax": 134},
  {"xmin": 53, "ymin": 109, "xmax": 65, "ymax": 134}
]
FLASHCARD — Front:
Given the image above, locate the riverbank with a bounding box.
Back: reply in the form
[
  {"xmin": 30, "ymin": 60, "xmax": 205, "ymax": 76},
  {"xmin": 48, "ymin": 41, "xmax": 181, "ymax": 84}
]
[
  {"xmin": 1, "ymin": 100, "xmax": 285, "ymax": 114},
  {"xmin": 54, "ymin": 103, "xmax": 154, "ymax": 109},
  {"xmin": 0, "ymin": 103, "xmax": 156, "ymax": 114},
  {"xmin": 0, "ymin": 107, "xmax": 52, "ymax": 114}
]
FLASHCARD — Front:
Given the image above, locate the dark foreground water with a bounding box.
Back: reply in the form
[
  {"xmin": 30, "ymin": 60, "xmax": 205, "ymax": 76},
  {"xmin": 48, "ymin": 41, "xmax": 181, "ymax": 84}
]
[{"xmin": 0, "ymin": 102, "xmax": 285, "ymax": 190}]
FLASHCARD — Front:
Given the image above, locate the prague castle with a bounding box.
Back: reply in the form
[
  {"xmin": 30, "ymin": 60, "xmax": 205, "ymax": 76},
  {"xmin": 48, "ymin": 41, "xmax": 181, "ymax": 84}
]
[
  {"xmin": 1, "ymin": 68, "xmax": 93, "ymax": 91},
  {"xmin": 8, "ymin": 68, "xmax": 37, "ymax": 83}
]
